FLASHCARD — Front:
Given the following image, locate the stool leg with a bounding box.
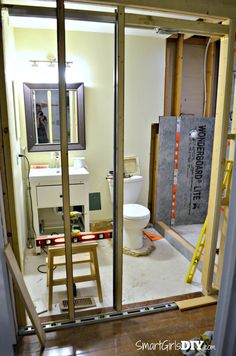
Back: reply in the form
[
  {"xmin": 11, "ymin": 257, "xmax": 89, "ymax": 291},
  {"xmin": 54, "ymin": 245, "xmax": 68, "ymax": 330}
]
[
  {"xmin": 48, "ymin": 253, "xmax": 54, "ymax": 310},
  {"xmin": 92, "ymin": 248, "xmax": 103, "ymax": 303}
]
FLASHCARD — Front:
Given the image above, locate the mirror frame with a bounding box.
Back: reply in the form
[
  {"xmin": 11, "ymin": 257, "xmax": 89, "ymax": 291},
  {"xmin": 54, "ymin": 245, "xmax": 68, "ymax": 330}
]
[{"xmin": 23, "ymin": 82, "xmax": 86, "ymax": 152}]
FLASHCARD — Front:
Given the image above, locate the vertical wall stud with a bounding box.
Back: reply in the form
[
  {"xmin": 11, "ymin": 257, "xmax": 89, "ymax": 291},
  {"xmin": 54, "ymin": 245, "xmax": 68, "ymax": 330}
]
[
  {"xmin": 56, "ymin": 0, "xmax": 74, "ymax": 319},
  {"xmin": 205, "ymin": 41, "xmax": 216, "ymax": 117},
  {"xmin": 171, "ymin": 34, "xmax": 184, "ymax": 116},
  {"xmin": 215, "ymin": 77, "xmax": 236, "ymax": 289},
  {"xmin": 0, "ymin": 8, "xmax": 26, "ymax": 326},
  {"xmin": 202, "ymin": 20, "xmax": 236, "ymax": 295},
  {"xmin": 113, "ymin": 6, "xmax": 125, "ymax": 311},
  {"xmin": 164, "ymin": 46, "xmax": 171, "ymax": 115}
]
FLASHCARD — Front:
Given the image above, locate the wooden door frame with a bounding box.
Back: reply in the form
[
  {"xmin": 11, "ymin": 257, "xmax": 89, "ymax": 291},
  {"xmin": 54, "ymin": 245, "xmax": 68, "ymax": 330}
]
[{"xmin": 0, "ymin": 0, "xmax": 235, "ymax": 327}]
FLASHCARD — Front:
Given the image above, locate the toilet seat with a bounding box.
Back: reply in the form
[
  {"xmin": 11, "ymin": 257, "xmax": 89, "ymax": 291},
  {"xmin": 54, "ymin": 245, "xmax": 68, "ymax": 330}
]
[{"xmin": 123, "ymin": 204, "xmax": 150, "ymax": 220}]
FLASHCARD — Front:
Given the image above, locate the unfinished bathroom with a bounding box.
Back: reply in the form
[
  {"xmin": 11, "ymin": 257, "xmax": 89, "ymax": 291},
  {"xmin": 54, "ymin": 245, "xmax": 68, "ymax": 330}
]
[{"xmin": 1, "ymin": 1, "xmax": 234, "ymax": 328}]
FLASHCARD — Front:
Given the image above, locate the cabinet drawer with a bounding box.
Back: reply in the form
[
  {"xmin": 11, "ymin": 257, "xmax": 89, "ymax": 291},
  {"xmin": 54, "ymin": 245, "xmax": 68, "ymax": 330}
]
[{"xmin": 37, "ymin": 184, "xmax": 86, "ymax": 208}]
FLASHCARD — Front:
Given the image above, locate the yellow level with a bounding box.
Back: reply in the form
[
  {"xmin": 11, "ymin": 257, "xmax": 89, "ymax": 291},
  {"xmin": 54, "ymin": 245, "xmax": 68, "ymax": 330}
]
[{"xmin": 185, "ymin": 160, "xmax": 233, "ymax": 284}]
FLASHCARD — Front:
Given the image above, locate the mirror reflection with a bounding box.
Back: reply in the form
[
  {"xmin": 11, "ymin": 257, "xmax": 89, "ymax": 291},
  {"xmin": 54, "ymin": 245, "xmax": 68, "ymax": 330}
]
[{"xmin": 23, "ymin": 83, "xmax": 85, "ymax": 152}]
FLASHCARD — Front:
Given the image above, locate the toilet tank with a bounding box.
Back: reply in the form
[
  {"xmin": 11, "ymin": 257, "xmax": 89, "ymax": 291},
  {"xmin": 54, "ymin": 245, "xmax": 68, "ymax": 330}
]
[{"xmin": 107, "ymin": 175, "xmax": 143, "ymax": 204}]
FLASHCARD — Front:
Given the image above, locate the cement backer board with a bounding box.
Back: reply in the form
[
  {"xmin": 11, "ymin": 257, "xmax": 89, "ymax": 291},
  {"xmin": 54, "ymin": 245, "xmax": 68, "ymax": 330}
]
[
  {"xmin": 176, "ymin": 117, "xmax": 215, "ymax": 224},
  {"xmin": 156, "ymin": 116, "xmax": 215, "ymax": 225},
  {"xmin": 156, "ymin": 117, "xmax": 176, "ymax": 224}
]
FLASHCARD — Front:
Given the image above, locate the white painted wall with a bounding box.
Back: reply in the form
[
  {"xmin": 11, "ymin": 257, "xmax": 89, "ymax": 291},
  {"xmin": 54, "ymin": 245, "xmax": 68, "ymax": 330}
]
[{"xmin": 13, "ymin": 27, "xmax": 165, "ymax": 223}]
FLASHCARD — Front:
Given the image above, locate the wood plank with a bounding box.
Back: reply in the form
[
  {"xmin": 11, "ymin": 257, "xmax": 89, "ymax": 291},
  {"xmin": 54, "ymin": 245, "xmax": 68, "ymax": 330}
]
[
  {"xmin": 113, "ymin": 6, "xmax": 125, "ymax": 311},
  {"xmin": 56, "ymin": 0, "xmax": 74, "ymax": 319},
  {"xmin": 171, "ymin": 34, "xmax": 184, "ymax": 116},
  {"xmin": 202, "ymin": 20, "xmax": 236, "ymax": 295},
  {"xmin": 215, "ymin": 78, "xmax": 236, "ymax": 289},
  {"xmin": 148, "ymin": 123, "xmax": 159, "ymax": 224},
  {"xmin": 164, "ymin": 47, "xmax": 170, "ymax": 115},
  {"xmin": 169, "ymin": 37, "xmax": 208, "ymax": 46},
  {"xmin": 75, "ymin": 0, "xmax": 236, "ymax": 20},
  {"xmin": 205, "ymin": 41, "xmax": 216, "ymax": 117},
  {"xmin": 4, "ymin": 244, "xmax": 45, "ymax": 348},
  {"xmin": 184, "ymin": 33, "xmax": 194, "ymax": 40},
  {"xmin": 125, "ymin": 14, "xmax": 228, "ymax": 37},
  {"xmin": 151, "ymin": 127, "xmax": 159, "ymax": 224},
  {"xmin": 176, "ymin": 295, "xmax": 218, "ymax": 311},
  {"xmin": 0, "ymin": 10, "xmax": 26, "ymax": 327}
]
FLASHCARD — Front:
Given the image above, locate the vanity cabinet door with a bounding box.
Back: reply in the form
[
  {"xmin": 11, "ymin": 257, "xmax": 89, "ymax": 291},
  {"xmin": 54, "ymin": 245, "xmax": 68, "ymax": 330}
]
[{"xmin": 37, "ymin": 184, "xmax": 86, "ymax": 208}]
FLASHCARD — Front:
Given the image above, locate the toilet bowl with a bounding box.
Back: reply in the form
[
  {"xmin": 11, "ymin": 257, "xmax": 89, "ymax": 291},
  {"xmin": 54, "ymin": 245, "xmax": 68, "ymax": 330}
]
[
  {"xmin": 123, "ymin": 204, "xmax": 150, "ymax": 250},
  {"xmin": 107, "ymin": 175, "xmax": 150, "ymax": 250}
]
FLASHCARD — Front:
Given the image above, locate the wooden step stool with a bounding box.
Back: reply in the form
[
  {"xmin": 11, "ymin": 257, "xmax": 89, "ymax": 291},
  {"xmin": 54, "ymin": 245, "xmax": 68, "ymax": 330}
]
[{"xmin": 46, "ymin": 242, "xmax": 103, "ymax": 310}]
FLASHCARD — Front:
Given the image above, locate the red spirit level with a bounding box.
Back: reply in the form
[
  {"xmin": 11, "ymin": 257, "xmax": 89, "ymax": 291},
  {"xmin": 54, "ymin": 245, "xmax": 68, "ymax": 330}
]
[{"xmin": 36, "ymin": 230, "xmax": 113, "ymax": 249}]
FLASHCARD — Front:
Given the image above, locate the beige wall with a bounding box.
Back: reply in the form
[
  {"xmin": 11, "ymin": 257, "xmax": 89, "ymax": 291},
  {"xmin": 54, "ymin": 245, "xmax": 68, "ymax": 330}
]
[{"xmin": 13, "ymin": 27, "xmax": 165, "ymax": 223}]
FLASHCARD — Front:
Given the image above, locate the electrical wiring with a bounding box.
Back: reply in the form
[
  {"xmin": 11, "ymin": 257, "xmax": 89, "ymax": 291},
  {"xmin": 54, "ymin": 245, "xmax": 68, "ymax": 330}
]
[
  {"xmin": 37, "ymin": 264, "xmax": 48, "ymax": 274},
  {"xmin": 37, "ymin": 246, "xmax": 57, "ymax": 273}
]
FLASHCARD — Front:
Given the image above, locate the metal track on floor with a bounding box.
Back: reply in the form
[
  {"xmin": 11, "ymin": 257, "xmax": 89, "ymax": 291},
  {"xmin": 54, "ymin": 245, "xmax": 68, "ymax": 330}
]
[{"xmin": 19, "ymin": 301, "xmax": 177, "ymax": 335}]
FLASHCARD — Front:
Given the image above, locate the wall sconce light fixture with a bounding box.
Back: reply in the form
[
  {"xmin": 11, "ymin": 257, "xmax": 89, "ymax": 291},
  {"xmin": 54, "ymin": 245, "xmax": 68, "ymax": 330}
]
[{"xmin": 29, "ymin": 58, "xmax": 73, "ymax": 68}]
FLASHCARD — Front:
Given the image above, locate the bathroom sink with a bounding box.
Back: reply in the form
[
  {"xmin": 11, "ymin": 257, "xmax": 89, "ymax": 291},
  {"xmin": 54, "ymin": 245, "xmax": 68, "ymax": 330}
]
[{"xmin": 29, "ymin": 166, "xmax": 89, "ymax": 184}]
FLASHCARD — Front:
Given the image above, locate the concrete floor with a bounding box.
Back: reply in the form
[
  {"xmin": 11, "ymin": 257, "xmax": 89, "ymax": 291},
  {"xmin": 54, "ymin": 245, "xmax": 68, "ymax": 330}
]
[{"xmin": 23, "ymin": 232, "xmax": 202, "ymax": 317}]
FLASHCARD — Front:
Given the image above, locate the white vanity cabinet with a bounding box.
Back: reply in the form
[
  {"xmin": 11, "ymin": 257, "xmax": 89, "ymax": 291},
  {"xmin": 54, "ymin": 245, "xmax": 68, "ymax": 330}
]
[{"xmin": 29, "ymin": 167, "xmax": 89, "ymax": 253}]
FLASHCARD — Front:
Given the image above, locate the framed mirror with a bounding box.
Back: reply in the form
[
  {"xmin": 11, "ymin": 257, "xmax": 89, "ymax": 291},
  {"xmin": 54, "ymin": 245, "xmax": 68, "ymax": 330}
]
[{"xmin": 23, "ymin": 82, "xmax": 85, "ymax": 152}]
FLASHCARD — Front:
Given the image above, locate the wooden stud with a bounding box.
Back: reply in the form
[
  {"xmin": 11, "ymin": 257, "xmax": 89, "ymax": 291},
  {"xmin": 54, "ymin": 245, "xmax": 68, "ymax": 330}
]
[
  {"xmin": 4, "ymin": 244, "xmax": 45, "ymax": 348},
  {"xmin": 184, "ymin": 34, "xmax": 194, "ymax": 40},
  {"xmin": 148, "ymin": 124, "xmax": 159, "ymax": 224},
  {"xmin": 56, "ymin": 0, "xmax": 74, "ymax": 319},
  {"xmin": 205, "ymin": 42, "xmax": 216, "ymax": 117},
  {"xmin": 176, "ymin": 295, "xmax": 218, "ymax": 311},
  {"xmin": 73, "ymin": 0, "xmax": 236, "ymax": 20},
  {"xmin": 171, "ymin": 34, "xmax": 184, "ymax": 116},
  {"xmin": 169, "ymin": 36, "xmax": 207, "ymax": 46},
  {"xmin": 125, "ymin": 13, "xmax": 228, "ymax": 37},
  {"xmin": 164, "ymin": 47, "xmax": 170, "ymax": 115},
  {"xmin": 113, "ymin": 6, "xmax": 125, "ymax": 312},
  {"xmin": 202, "ymin": 20, "xmax": 236, "ymax": 295},
  {"xmin": 152, "ymin": 128, "xmax": 159, "ymax": 222},
  {"xmin": 0, "ymin": 9, "xmax": 26, "ymax": 326},
  {"xmin": 6, "ymin": 4, "xmax": 230, "ymax": 37},
  {"xmin": 214, "ymin": 207, "xmax": 228, "ymax": 290},
  {"xmin": 215, "ymin": 78, "xmax": 236, "ymax": 289}
]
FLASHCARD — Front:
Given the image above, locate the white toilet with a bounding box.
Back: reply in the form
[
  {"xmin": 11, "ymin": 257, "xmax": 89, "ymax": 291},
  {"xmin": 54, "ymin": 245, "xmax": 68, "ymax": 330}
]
[{"xmin": 107, "ymin": 175, "xmax": 150, "ymax": 250}]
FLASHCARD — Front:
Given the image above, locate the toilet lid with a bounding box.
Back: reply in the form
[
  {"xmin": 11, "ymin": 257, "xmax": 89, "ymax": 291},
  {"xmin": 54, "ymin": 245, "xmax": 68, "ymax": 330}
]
[{"xmin": 123, "ymin": 204, "xmax": 150, "ymax": 220}]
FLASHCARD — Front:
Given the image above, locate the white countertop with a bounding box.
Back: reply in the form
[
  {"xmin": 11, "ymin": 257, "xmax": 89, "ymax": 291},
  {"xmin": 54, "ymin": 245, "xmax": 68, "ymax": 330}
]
[
  {"xmin": 30, "ymin": 167, "xmax": 89, "ymax": 178},
  {"xmin": 29, "ymin": 167, "xmax": 89, "ymax": 184}
]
